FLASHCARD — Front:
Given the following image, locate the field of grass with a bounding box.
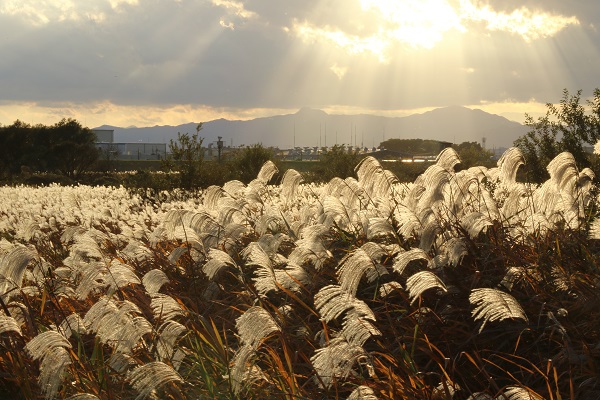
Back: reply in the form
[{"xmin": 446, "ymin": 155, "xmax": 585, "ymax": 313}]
[{"xmin": 0, "ymin": 147, "xmax": 598, "ymax": 399}]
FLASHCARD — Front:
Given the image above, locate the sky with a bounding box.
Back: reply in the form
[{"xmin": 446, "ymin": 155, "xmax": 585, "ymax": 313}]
[{"xmin": 0, "ymin": 0, "xmax": 599, "ymax": 128}]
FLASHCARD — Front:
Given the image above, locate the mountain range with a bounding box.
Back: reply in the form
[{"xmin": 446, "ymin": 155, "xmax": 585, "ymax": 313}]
[{"xmin": 95, "ymin": 106, "xmax": 529, "ymax": 150}]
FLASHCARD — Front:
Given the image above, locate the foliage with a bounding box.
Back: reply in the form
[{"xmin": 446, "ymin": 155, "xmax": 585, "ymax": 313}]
[
  {"xmin": 0, "ymin": 118, "xmax": 99, "ymax": 179},
  {"xmin": 383, "ymin": 161, "xmax": 428, "ymax": 182},
  {"xmin": 514, "ymin": 88, "xmax": 600, "ymax": 182},
  {"xmin": 380, "ymin": 138, "xmax": 452, "ymax": 155},
  {"xmin": 227, "ymin": 144, "xmax": 276, "ymax": 184},
  {"xmin": 310, "ymin": 144, "xmax": 363, "ymax": 182},
  {"xmin": 162, "ymin": 124, "xmax": 205, "ymax": 190},
  {"xmin": 453, "ymin": 141, "xmax": 495, "ymax": 169},
  {"xmin": 0, "ymin": 147, "xmax": 598, "ymax": 399}
]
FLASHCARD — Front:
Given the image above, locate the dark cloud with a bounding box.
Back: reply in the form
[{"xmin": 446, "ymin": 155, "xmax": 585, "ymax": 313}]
[{"xmin": 1, "ymin": 0, "xmax": 599, "ymax": 118}]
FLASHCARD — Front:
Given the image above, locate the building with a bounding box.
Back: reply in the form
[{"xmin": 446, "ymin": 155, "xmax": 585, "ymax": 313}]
[{"xmin": 93, "ymin": 129, "xmax": 167, "ymax": 160}]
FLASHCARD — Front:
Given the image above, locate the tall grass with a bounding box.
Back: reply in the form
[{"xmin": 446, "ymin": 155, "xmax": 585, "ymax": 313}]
[{"xmin": 0, "ymin": 149, "xmax": 598, "ymax": 399}]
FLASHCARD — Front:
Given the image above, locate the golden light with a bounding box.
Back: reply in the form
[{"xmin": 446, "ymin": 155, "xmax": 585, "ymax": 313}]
[
  {"xmin": 292, "ymin": 0, "xmax": 581, "ymax": 63},
  {"xmin": 360, "ymin": 0, "xmax": 464, "ymax": 49},
  {"xmin": 459, "ymin": 0, "xmax": 580, "ymax": 42}
]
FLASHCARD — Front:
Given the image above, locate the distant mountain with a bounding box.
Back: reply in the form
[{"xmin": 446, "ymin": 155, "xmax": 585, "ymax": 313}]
[{"xmin": 95, "ymin": 106, "xmax": 528, "ymax": 149}]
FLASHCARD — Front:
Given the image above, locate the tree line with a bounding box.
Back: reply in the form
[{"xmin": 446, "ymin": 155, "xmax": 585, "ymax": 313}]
[
  {"xmin": 515, "ymin": 88, "xmax": 600, "ymax": 182},
  {"xmin": 0, "ymin": 118, "xmax": 99, "ymax": 179},
  {"xmin": 2, "ymin": 88, "xmax": 599, "ymax": 187}
]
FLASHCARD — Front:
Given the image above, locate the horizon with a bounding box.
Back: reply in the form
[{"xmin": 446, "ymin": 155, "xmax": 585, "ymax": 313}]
[{"xmin": 93, "ymin": 104, "xmax": 536, "ymax": 130}]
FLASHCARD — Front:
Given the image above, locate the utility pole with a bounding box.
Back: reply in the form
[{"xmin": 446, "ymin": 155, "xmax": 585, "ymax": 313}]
[{"xmin": 217, "ymin": 136, "xmax": 223, "ymax": 162}]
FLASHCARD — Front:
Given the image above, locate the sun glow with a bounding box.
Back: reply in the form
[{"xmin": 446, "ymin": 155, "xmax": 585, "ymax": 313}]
[
  {"xmin": 292, "ymin": 0, "xmax": 580, "ymax": 62},
  {"xmin": 293, "ymin": 0, "xmax": 464, "ymax": 61},
  {"xmin": 360, "ymin": 0, "xmax": 464, "ymax": 49}
]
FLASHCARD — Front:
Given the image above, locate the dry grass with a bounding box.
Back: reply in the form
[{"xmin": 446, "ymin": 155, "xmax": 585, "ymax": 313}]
[{"xmin": 0, "ymin": 148, "xmax": 598, "ymax": 399}]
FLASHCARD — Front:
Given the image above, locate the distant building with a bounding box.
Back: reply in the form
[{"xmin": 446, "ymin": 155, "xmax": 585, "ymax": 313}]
[
  {"xmin": 93, "ymin": 129, "xmax": 115, "ymax": 143},
  {"xmin": 92, "ymin": 129, "xmax": 166, "ymax": 160}
]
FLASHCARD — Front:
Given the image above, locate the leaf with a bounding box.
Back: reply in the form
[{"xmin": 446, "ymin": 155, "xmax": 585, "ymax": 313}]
[
  {"xmin": 0, "ymin": 245, "xmax": 37, "ymax": 300},
  {"xmin": 314, "ymin": 285, "xmax": 375, "ymax": 322},
  {"xmin": 406, "ymin": 271, "xmax": 447, "ymax": 305},
  {"xmin": 25, "ymin": 330, "xmax": 72, "ymax": 400},
  {"xmin": 202, "ymin": 249, "xmax": 237, "ymax": 280},
  {"xmin": 501, "ymin": 386, "xmax": 544, "ymax": 400},
  {"xmin": 347, "ymin": 385, "xmax": 378, "ymax": 400},
  {"xmin": 469, "ymin": 288, "xmax": 528, "ymax": 333},
  {"xmin": 235, "ymin": 306, "xmax": 280, "ymax": 348},
  {"xmin": 156, "ymin": 320, "xmax": 187, "ymax": 361},
  {"xmin": 497, "ymin": 147, "xmax": 524, "ymax": 186},
  {"xmin": 461, "ymin": 211, "xmax": 494, "ymax": 238},
  {"xmin": 436, "ymin": 147, "xmax": 461, "ymax": 172},
  {"xmin": 310, "ymin": 338, "xmax": 368, "ymax": 388},
  {"xmin": 142, "ymin": 269, "xmax": 170, "ymax": 294},
  {"xmin": 546, "ymin": 152, "xmax": 578, "ymax": 191},
  {"xmin": 256, "ymin": 160, "xmax": 278, "ymax": 183},
  {"xmin": 281, "ymin": 169, "xmax": 304, "ymax": 204},
  {"xmin": 392, "ymin": 248, "xmax": 429, "ymax": 275},
  {"xmin": 337, "ymin": 247, "xmax": 379, "ymax": 296},
  {"xmin": 66, "ymin": 395, "xmax": 100, "ymax": 400},
  {"xmin": 0, "ymin": 314, "xmax": 21, "ymax": 336},
  {"xmin": 151, "ymin": 294, "xmax": 185, "ymax": 321},
  {"xmin": 128, "ymin": 361, "xmax": 183, "ymax": 400}
]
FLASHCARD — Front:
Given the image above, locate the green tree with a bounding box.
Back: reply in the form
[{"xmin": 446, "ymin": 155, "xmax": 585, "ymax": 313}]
[
  {"xmin": 311, "ymin": 145, "xmax": 363, "ymax": 182},
  {"xmin": 381, "ymin": 138, "xmax": 452, "ymax": 156},
  {"xmin": 46, "ymin": 119, "xmax": 99, "ymax": 177},
  {"xmin": 0, "ymin": 120, "xmax": 31, "ymax": 178},
  {"xmin": 228, "ymin": 144, "xmax": 276, "ymax": 184},
  {"xmin": 514, "ymin": 88, "xmax": 600, "ymax": 182},
  {"xmin": 453, "ymin": 141, "xmax": 494, "ymax": 169},
  {"xmin": 163, "ymin": 123, "xmax": 205, "ymax": 189},
  {"xmin": 0, "ymin": 118, "xmax": 98, "ymax": 179}
]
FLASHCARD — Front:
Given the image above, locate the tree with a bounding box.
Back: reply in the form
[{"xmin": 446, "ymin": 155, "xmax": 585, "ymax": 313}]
[
  {"xmin": 453, "ymin": 141, "xmax": 494, "ymax": 169},
  {"xmin": 46, "ymin": 119, "xmax": 100, "ymax": 177},
  {"xmin": 381, "ymin": 138, "xmax": 452, "ymax": 156},
  {"xmin": 311, "ymin": 145, "xmax": 363, "ymax": 182},
  {"xmin": 229, "ymin": 144, "xmax": 276, "ymax": 184},
  {"xmin": 514, "ymin": 88, "xmax": 600, "ymax": 182},
  {"xmin": 163, "ymin": 123, "xmax": 205, "ymax": 189},
  {"xmin": 0, "ymin": 118, "xmax": 98, "ymax": 179}
]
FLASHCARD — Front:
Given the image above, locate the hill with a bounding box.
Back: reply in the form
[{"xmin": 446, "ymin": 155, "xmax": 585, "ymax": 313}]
[{"xmin": 95, "ymin": 106, "xmax": 529, "ymax": 150}]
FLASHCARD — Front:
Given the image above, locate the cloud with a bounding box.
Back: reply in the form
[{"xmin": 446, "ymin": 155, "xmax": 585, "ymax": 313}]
[
  {"xmin": 0, "ymin": 0, "xmax": 598, "ymax": 128},
  {"xmin": 0, "ymin": 0, "xmax": 139, "ymax": 25},
  {"xmin": 330, "ymin": 63, "xmax": 347, "ymax": 79},
  {"xmin": 211, "ymin": 0, "xmax": 257, "ymax": 20},
  {"xmin": 219, "ymin": 19, "xmax": 235, "ymax": 29},
  {"xmin": 292, "ymin": 20, "xmax": 389, "ymax": 61},
  {"xmin": 459, "ymin": 0, "xmax": 580, "ymax": 42},
  {"xmin": 290, "ymin": 0, "xmax": 581, "ymax": 63}
]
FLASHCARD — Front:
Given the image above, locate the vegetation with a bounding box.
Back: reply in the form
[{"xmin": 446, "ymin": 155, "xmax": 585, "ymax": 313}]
[
  {"xmin": 0, "ymin": 146, "xmax": 598, "ymax": 399},
  {"xmin": 380, "ymin": 138, "xmax": 452, "ymax": 155},
  {"xmin": 162, "ymin": 124, "xmax": 206, "ymax": 190},
  {"xmin": 310, "ymin": 144, "xmax": 363, "ymax": 182},
  {"xmin": 452, "ymin": 141, "xmax": 495, "ymax": 169},
  {"xmin": 227, "ymin": 143, "xmax": 276, "ymax": 184},
  {"xmin": 515, "ymin": 88, "xmax": 600, "ymax": 182},
  {"xmin": 0, "ymin": 119, "xmax": 99, "ymax": 179}
]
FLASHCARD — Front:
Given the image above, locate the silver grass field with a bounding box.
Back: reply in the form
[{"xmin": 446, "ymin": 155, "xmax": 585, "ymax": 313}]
[{"xmin": 0, "ymin": 147, "xmax": 598, "ymax": 399}]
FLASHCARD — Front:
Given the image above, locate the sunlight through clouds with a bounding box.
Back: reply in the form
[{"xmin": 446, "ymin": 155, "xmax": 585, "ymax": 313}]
[
  {"xmin": 0, "ymin": 0, "xmax": 596, "ymax": 129},
  {"xmin": 293, "ymin": 20, "xmax": 389, "ymax": 61},
  {"xmin": 211, "ymin": 0, "xmax": 257, "ymax": 20},
  {"xmin": 291, "ymin": 0, "xmax": 581, "ymax": 62},
  {"xmin": 330, "ymin": 63, "xmax": 348, "ymax": 80},
  {"xmin": 0, "ymin": 0, "xmax": 138, "ymax": 25},
  {"xmin": 361, "ymin": 0, "xmax": 464, "ymax": 48},
  {"xmin": 460, "ymin": 0, "xmax": 580, "ymax": 42}
]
